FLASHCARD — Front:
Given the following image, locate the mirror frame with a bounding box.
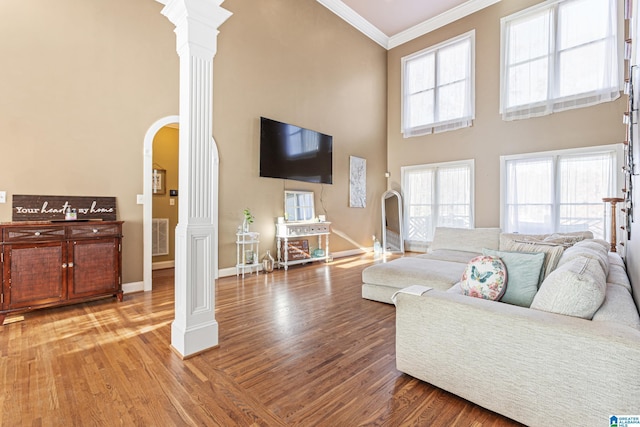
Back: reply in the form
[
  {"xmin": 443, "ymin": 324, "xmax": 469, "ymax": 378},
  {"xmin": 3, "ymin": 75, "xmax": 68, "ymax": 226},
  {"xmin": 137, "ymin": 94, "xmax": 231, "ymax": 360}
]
[
  {"xmin": 284, "ymin": 190, "xmax": 315, "ymax": 222},
  {"xmin": 381, "ymin": 190, "xmax": 404, "ymax": 254}
]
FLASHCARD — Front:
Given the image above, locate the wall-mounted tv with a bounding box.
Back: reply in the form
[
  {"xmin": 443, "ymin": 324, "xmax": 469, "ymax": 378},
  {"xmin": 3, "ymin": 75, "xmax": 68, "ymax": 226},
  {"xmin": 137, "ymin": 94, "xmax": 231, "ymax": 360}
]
[{"xmin": 260, "ymin": 117, "xmax": 333, "ymax": 185}]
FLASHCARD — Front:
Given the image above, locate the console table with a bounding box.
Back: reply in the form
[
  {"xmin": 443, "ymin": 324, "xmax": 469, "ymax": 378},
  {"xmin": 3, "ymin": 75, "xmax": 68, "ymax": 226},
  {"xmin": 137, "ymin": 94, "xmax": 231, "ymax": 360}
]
[
  {"xmin": 0, "ymin": 220, "xmax": 123, "ymax": 325},
  {"xmin": 275, "ymin": 221, "xmax": 330, "ymax": 270}
]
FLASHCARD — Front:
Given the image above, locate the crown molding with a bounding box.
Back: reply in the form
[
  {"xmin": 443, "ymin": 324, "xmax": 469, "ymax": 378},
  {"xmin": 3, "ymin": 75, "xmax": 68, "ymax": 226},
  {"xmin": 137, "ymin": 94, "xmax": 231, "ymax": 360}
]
[
  {"xmin": 316, "ymin": 0, "xmax": 390, "ymax": 49},
  {"xmin": 388, "ymin": 0, "xmax": 501, "ymax": 49},
  {"xmin": 317, "ymin": 0, "xmax": 501, "ymax": 50}
]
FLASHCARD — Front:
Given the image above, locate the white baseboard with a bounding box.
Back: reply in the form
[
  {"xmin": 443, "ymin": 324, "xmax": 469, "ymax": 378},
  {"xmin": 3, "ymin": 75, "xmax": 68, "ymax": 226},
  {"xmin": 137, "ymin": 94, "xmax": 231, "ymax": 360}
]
[
  {"xmin": 144, "ymin": 251, "xmax": 368, "ymax": 283},
  {"xmin": 405, "ymin": 241, "xmax": 428, "ymax": 253},
  {"xmin": 332, "ymin": 248, "xmax": 368, "ymax": 257},
  {"xmin": 218, "ymin": 267, "xmax": 239, "ymax": 278},
  {"xmin": 216, "ymin": 249, "xmax": 365, "ymax": 278},
  {"xmin": 123, "ymin": 281, "xmax": 144, "ymax": 294},
  {"xmin": 153, "ymin": 260, "xmax": 175, "ymax": 270}
]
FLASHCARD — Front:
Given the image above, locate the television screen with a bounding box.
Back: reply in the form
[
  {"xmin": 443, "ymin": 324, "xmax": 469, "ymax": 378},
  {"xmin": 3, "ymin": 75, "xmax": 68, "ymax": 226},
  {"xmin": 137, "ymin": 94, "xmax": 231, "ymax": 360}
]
[{"xmin": 260, "ymin": 117, "xmax": 333, "ymax": 185}]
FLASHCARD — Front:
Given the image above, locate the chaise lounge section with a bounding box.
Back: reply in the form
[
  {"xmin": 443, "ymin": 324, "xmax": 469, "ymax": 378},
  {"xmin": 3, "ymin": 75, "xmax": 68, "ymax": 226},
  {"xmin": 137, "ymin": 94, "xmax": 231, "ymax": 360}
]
[{"xmin": 362, "ymin": 227, "xmax": 501, "ymax": 304}]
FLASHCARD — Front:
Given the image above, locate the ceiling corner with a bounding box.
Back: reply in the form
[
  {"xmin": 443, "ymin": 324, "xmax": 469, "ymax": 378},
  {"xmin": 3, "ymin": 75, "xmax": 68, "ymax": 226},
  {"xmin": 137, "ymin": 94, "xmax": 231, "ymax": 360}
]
[{"xmin": 316, "ymin": 0, "xmax": 390, "ymax": 49}]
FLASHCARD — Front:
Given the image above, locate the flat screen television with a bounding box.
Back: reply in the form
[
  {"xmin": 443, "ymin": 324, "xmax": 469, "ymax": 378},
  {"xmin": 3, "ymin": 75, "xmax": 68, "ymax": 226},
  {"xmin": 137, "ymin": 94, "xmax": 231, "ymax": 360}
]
[{"xmin": 260, "ymin": 117, "xmax": 333, "ymax": 185}]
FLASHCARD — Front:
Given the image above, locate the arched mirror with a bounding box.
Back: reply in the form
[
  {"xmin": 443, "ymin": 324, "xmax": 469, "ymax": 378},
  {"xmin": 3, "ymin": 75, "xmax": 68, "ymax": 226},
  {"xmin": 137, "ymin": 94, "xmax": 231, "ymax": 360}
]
[{"xmin": 381, "ymin": 190, "xmax": 404, "ymax": 253}]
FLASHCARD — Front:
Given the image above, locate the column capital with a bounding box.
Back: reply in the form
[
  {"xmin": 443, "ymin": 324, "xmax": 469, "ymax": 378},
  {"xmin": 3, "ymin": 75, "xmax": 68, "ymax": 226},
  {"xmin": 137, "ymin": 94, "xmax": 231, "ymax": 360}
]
[{"xmin": 159, "ymin": 0, "xmax": 232, "ymax": 57}]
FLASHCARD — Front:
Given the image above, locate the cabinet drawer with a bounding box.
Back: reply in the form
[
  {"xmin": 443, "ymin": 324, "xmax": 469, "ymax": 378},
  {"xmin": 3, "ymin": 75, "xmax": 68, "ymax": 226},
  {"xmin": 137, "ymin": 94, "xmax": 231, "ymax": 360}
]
[
  {"xmin": 68, "ymin": 224, "xmax": 121, "ymax": 238},
  {"xmin": 3, "ymin": 226, "xmax": 65, "ymax": 242},
  {"xmin": 309, "ymin": 224, "xmax": 330, "ymax": 233},
  {"xmin": 281, "ymin": 224, "xmax": 330, "ymax": 236}
]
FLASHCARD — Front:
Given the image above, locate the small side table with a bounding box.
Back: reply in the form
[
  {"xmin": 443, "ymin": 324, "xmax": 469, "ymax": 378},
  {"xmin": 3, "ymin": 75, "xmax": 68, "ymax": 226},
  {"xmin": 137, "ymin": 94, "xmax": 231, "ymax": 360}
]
[{"xmin": 236, "ymin": 231, "xmax": 260, "ymax": 277}]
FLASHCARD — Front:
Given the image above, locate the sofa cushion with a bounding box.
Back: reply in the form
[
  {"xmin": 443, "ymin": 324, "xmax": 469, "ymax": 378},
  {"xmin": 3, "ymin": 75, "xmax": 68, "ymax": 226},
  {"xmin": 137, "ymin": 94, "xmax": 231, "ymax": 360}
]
[
  {"xmin": 558, "ymin": 240, "xmax": 609, "ymax": 277},
  {"xmin": 418, "ymin": 249, "xmax": 480, "ymax": 264},
  {"xmin": 500, "ymin": 236, "xmax": 565, "ymax": 280},
  {"xmin": 460, "ymin": 256, "xmax": 507, "ymax": 300},
  {"xmin": 362, "ymin": 257, "xmax": 466, "ymax": 291},
  {"xmin": 499, "ymin": 232, "xmax": 545, "ymax": 248},
  {"xmin": 541, "ymin": 231, "xmax": 594, "ymax": 247},
  {"xmin": 499, "ymin": 231, "xmax": 593, "ymax": 249},
  {"xmin": 483, "ymin": 248, "xmax": 545, "ymax": 307},
  {"xmin": 430, "ymin": 227, "xmax": 501, "ymax": 253},
  {"xmin": 574, "ymin": 238, "xmax": 609, "ymax": 251},
  {"xmin": 531, "ymin": 256, "xmax": 606, "ymax": 319},
  {"xmin": 607, "ymin": 253, "xmax": 632, "ymax": 293},
  {"xmin": 592, "ymin": 284, "xmax": 640, "ymax": 330}
]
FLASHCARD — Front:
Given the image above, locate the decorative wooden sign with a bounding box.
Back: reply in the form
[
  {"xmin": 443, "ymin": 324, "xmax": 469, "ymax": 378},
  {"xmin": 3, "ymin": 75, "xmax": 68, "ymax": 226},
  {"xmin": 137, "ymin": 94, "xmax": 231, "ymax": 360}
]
[
  {"xmin": 12, "ymin": 195, "xmax": 117, "ymax": 222},
  {"xmin": 281, "ymin": 239, "xmax": 310, "ymax": 261}
]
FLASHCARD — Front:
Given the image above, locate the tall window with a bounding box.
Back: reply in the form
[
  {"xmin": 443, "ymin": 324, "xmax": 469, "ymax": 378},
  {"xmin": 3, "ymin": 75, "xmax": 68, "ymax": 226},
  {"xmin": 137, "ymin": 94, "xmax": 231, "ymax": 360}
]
[
  {"xmin": 501, "ymin": 145, "xmax": 622, "ymax": 238},
  {"xmin": 402, "ymin": 160, "xmax": 474, "ymax": 246},
  {"xmin": 500, "ymin": 0, "xmax": 620, "ymax": 121},
  {"xmin": 402, "ymin": 31, "xmax": 475, "ymax": 137}
]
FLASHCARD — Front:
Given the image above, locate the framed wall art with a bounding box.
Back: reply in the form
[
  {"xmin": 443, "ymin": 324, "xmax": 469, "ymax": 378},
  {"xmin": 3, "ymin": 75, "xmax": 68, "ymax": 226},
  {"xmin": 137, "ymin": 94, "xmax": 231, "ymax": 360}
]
[
  {"xmin": 349, "ymin": 156, "xmax": 366, "ymax": 208},
  {"xmin": 152, "ymin": 168, "xmax": 166, "ymax": 195}
]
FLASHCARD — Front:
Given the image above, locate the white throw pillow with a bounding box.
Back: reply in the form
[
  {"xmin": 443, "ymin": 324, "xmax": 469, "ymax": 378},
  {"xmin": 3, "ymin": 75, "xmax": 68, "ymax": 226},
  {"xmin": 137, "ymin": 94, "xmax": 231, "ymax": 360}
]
[
  {"xmin": 557, "ymin": 243, "xmax": 609, "ymax": 277},
  {"xmin": 531, "ymin": 255, "xmax": 606, "ymax": 319}
]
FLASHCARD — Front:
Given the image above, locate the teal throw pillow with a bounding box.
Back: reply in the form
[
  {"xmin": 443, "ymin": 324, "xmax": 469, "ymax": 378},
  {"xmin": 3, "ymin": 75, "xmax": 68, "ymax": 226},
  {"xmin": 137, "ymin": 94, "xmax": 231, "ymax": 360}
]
[{"xmin": 482, "ymin": 248, "xmax": 545, "ymax": 307}]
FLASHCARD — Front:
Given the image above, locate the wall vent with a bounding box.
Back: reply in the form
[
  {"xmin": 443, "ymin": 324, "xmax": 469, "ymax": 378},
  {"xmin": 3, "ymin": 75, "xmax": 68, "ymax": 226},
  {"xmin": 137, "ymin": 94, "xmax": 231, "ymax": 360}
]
[{"xmin": 152, "ymin": 218, "xmax": 170, "ymax": 256}]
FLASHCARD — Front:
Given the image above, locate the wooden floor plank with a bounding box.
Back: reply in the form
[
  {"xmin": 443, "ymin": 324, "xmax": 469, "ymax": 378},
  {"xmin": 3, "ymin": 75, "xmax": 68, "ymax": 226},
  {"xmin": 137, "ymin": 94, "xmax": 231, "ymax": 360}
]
[{"xmin": 1, "ymin": 254, "xmax": 523, "ymax": 426}]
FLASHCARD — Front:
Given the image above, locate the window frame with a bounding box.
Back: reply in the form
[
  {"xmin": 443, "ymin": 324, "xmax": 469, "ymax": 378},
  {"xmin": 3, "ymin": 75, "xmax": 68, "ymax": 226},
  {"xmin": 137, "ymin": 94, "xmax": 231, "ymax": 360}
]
[
  {"xmin": 401, "ymin": 30, "xmax": 476, "ymax": 137},
  {"xmin": 499, "ymin": 0, "xmax": 621, "ymax": 120},
  {"xmin": 499, "ymin": 144, "xmax": 624, "ymax": 238},
  {"xmin": 401, "ymin": 159, "xmax": 475, "ymax": 250}
]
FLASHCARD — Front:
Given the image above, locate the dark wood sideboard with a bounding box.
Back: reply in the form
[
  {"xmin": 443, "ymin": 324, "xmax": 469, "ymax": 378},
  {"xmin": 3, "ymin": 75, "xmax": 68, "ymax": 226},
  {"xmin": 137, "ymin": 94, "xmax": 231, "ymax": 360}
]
[{"xmin": 0, "ymin": 220, "xmax": 123, "ymax": 325}]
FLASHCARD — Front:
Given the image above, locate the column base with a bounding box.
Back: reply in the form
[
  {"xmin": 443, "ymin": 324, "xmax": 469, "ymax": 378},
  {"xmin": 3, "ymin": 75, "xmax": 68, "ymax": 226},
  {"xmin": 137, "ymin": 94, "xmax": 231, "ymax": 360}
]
[{"xmin": 171, "ymin": 319, "xmax": 219, "ymax": 358}]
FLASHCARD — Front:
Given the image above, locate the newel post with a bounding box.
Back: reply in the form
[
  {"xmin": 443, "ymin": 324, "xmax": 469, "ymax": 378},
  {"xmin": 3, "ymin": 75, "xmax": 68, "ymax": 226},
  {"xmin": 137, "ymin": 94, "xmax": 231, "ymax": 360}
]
[{"xmin": 158, "ymin": 0, "xmax": 231, "ymax": 358}]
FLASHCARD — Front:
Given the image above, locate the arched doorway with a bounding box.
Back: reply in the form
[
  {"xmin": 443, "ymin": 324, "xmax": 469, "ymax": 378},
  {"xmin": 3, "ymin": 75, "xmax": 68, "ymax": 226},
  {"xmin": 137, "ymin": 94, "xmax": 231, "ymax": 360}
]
[{"xmin": 143, "ymin": 115, "xmax": 179, "ymax": 292}]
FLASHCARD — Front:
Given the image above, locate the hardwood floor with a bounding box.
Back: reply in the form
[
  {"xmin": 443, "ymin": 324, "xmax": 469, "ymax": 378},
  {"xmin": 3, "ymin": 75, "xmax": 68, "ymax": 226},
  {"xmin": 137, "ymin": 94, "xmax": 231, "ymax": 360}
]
[{"xmin": 0, "ymin": 255, "xmax": 523, "ymax": 426}]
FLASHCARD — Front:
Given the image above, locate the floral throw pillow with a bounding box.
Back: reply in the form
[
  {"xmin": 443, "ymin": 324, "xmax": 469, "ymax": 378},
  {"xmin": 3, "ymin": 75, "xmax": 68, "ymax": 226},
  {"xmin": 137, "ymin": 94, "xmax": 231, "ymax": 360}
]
[{"xmin": 460, "ymin": 255, "xmax": 508, "ymax": 301}]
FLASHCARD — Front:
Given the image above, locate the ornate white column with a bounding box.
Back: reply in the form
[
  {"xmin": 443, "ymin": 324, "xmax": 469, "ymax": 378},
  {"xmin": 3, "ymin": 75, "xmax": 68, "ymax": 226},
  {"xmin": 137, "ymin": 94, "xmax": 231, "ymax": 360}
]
[{"xmin": 158, "ymin": 0, "xmax": 231, "ymax": 358}]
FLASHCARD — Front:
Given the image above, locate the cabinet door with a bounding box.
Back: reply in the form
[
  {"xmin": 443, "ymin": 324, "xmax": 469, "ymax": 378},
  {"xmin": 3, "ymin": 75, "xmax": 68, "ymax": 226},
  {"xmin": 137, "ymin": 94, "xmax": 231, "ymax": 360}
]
[
  {"xmin": 3, "ymin": 242, "xmax": 67, "ymax": 309},
  {"xmin": 68, "ymin": 238, "xmax": 120, "ymax": 299}
]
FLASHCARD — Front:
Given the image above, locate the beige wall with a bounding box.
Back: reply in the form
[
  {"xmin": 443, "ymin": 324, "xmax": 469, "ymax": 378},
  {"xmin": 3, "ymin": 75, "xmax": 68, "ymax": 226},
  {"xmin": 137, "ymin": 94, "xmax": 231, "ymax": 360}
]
[
  {"xmin": 214, "ymin": 0, "xmax": 388, "ymax": 268},
  {"xmin": 0, "ymin": 0, "xmax": 388, "ymax": 281},
  {"xmin": 0, "ymin": 0, "xmax": 178, "ymax": 284},
  {"xmin": 152, "ymin": 126, "xmax": 179, "ymax": 264},
  {"xmin": 386, "ymin": 0, "xmax": 627, "ymax": 228}
]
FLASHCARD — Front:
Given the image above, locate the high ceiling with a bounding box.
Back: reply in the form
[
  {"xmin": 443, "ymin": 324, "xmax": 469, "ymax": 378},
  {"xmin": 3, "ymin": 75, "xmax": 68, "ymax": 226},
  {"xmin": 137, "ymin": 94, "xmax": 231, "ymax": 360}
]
[{"xmin": 317, "ymin": 0, "xmax": 502, "ymax": 49}]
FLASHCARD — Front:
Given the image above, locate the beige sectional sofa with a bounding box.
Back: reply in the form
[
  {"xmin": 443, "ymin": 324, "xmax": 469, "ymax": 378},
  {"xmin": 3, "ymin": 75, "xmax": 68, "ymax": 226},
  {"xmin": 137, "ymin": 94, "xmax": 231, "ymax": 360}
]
[{"xmin": 362, "ymin": 227, "xmax": 640, "ymax": 426}]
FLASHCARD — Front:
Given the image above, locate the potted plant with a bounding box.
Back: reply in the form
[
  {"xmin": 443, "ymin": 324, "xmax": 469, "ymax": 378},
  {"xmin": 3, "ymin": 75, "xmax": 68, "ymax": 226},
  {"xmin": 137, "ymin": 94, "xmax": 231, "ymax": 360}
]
[{"xmin": 242, "ymin": 208, "xmax": 254, "ymax": 232}]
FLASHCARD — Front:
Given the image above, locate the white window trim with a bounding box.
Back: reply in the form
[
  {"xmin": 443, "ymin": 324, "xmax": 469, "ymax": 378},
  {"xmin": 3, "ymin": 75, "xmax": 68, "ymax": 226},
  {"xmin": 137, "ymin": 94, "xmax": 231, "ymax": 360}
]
[
  {"xmin": 401, "ymin": 30, "xmax": 476, "ymax": 137},
  {"xmin": 401, "ymin": 159, "xmax": 475, "ymax": 249},
  {"xmin": 499, "ymin": 144, "xmax": 624, "ymax": 233},
  {"xmin": 499, "ymin": 0, "xmax": 622, "ymax": 121}
]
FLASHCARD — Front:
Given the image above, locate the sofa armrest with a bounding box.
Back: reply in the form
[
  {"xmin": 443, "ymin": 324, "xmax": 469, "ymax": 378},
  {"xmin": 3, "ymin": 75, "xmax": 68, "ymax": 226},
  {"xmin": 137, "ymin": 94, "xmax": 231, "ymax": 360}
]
[{"xmin": 395, "ymin": 290, "xmax": 640, "ymax": 427}]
